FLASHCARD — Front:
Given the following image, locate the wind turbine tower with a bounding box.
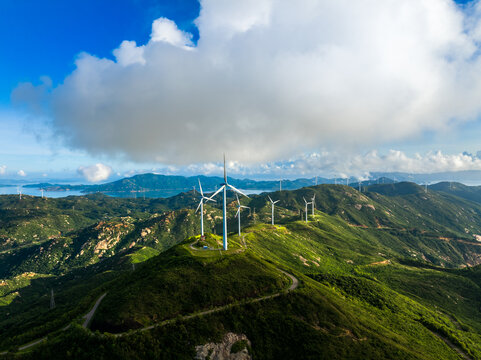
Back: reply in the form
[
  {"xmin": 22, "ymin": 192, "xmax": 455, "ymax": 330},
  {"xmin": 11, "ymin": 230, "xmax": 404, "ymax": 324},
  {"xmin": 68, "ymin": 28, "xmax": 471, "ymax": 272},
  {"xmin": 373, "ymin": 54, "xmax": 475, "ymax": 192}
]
[
  {"xmin": 268, "ymin": 196, "xmax": 280, "ymax": 225},
  {"xmin": 311, "ymin": 194, "xmax": 316, "ymax": 216},
  {"xmin": 303, "ymin": 197, "xmax": 311, "ymax": 223},
  {"xmin": 196, "ymin": 179, "xmax": 215, "ymax": 237},
  {"xmin": 235, "ymin": 194, "xmax": 250, "ymax": 236},
  {"xmin": 210, "ymin": 154, "xmax": 248, "ymax": 250}
]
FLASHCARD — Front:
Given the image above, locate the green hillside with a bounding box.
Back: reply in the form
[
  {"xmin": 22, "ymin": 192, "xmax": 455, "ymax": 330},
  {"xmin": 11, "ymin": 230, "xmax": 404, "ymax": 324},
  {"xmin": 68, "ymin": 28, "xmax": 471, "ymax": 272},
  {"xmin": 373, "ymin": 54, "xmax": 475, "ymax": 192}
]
[
  {"xmin": 430, "ymin": 182, "xmax": 481, "ymax": 205},
  {"xmin": 3, "ymin": 183, "xmax": 481, "ymax": 358}
]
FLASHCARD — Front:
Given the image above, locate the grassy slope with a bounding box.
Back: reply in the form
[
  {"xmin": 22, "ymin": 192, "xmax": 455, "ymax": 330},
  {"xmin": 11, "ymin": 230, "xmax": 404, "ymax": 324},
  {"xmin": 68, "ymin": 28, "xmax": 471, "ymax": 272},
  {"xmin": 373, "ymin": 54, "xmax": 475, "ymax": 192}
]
[
  {"xmin": 6, "ymin": 184, "xmax": 481, "ymax": 358},
  {"xmin": 15, "ymin": 220, "xmax": 481, "ymax": 359},
  {"xmin": 91, "ymin": 239, "xmax": 289, "ymax": 332}
]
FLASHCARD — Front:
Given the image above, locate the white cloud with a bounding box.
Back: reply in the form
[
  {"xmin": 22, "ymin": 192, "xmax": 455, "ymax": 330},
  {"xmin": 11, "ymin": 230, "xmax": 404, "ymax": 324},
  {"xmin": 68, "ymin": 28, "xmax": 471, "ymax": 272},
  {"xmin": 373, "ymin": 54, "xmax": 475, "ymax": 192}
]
[
  {"xmin": 0, "ymin": 165, "xmax": 6, "ymax": 175},
  {"xmin": 77, "ymin": 163, "xmax": 112, "ymax": 182},
  {"xmin": 176, "ymin": 150, "xmax": 481, "ymax": 179},
  {"xmin": 17, "ymin": 170, "xmax": 26, "ymax": 177},
  {"xmin": 317, "ymin": 150, "xmax": 481, "ymax": 177},
  {"xmin": 150, "ymin": 17, "xmax": 193, "ymax": 48},
  {"xmin": 13, "ymin": 0, "xmax": 481, "ymax": 165},
  {"xmin": 113, "ymin": 40, "xmax": 146, "ymax": 66}
]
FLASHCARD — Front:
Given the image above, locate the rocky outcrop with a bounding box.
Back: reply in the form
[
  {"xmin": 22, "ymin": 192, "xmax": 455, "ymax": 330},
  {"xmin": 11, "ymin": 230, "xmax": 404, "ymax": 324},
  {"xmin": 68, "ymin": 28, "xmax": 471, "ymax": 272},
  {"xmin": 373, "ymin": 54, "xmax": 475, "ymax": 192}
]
[{"xmin": 195, "ymin": 333, "xmax": 251, "ymax": 360}]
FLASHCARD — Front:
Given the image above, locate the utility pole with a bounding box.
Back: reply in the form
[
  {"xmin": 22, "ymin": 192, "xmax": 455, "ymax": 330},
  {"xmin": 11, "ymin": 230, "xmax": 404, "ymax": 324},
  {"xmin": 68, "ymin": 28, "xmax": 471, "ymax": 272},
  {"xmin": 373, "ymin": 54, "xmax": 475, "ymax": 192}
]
[{"xmin": 50, "ymin": 289, "xmax": 55, "ymax": 309}]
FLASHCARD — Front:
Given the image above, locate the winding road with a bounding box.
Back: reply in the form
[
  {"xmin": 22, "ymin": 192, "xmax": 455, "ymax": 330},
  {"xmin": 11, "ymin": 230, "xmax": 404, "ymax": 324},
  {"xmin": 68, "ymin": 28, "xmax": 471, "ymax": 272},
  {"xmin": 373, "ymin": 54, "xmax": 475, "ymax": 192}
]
[
  {"xmin": 82, "ymin": 293, "xmax": 107, "ymax": 328},
  {"xmin": 0, "ymin": 292, "xmax": 108, "ymax": 355},
  {"xmin": 114, "ymin": 266, "xmax": 299, "ymax": 337},
  {"xmin": 1, "ymin": 238, "xmax": 299, "ymax": 352},
  {"xmin": 112, "ymin": 236, "xmax": 299, "ymax": 337}
]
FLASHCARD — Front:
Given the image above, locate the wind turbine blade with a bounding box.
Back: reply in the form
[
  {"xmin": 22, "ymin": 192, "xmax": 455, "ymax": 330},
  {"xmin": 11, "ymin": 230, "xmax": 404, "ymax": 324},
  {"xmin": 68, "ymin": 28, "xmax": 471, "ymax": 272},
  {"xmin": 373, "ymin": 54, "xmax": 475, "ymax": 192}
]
[
  {"xmin": 198, "ymin": 178, "xmax": 203, "ymax": 196},
  {"xmin": 241, "ymin": 205, "xmax": 250, "ymax": 209},
  {"xmin": 203, "ymin": 196, "xmax": 216, "ymax": 203},
  {"xmin": 195, "ymin": 199, "xmax": 202, "ymax": 213},
  {"xmin": 235, "ymin": 208, "xmax": 240, "ymax": 217},
  {"xmin": 227, "ymin": 184, "xmax": 248, "ymax": 197},
  {"xmin": 312, "ymin": 194, "xmax": 316, "ymax": 200},
  {"xmin": 274, "ymin": 200, "xmax": 280, "ymax": 204},
  {"xmin": 268, "ymin": 195, "xmax": 273, "ymax": 203},
  {"xmin": 303, "ymin": 197, "xmax": 307, "ymax": 204},
  {"xmin": 209, "ymin": 185, "xmax": 225, "ymax": 199},
  {"xmin": 236, "ymin": 193, "xmax": 240, "ymax": 206}
]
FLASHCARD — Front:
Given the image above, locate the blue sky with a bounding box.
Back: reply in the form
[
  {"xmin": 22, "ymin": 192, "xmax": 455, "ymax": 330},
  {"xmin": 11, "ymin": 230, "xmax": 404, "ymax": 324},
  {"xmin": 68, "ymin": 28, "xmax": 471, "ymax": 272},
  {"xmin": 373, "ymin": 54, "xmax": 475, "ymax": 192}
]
[
  {"xmin": 3, "ymin": 0, "xmax": 481, "ymax": 182},
  {"xmin": 0, "ymin": 0, "xmax": 199, "ymax": 103},
  {"xmin": 0, "ymin": 0, "xmax": 199, "ymax": 180}
]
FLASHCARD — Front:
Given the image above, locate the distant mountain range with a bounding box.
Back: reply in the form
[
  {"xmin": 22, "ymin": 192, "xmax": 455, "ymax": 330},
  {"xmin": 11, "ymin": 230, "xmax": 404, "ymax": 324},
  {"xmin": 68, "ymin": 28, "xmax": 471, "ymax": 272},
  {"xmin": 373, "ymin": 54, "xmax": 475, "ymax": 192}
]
[
  {"xmin": 23, "ymin": 173, "xmax": 325, "ymax": 194},
  {"xmin": 15, "ymin": 170, "xmax": 481, "ymax": 198},
  {"xmin": 371, "ymin": 170, "xmax": 481, "ymax": 184}
]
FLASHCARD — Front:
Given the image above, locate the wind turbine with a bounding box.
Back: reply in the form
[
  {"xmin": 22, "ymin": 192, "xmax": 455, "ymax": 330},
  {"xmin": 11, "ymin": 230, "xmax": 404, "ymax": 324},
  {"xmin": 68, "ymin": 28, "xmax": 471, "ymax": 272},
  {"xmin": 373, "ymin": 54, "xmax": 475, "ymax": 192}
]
[
  {"xmin": 195, "ymin": 179, "xmax": 215, "ymax": 237},
  {"xmin": 303, "ymin": 197, "xmax": 311, "ymax": 223},
  {"xmin": 268, "ymin": 196, "xmax": 280, "ymax": 225},
  {"xmin": 17, "ymin": 187, "xmax": 22, "ymax": 200},
  {"xmin": 311, "ymin": 194, "xmax": 316, "ymax": 216},
  {"xmin": 235, "ymin": 194, "xmax": 250, "ymax": 237},
  {"xmin": 41, "ymin": 189, "xmax": 44, "ymax": 199},
  {"xmin": 209, "ymin": 154, "xmax": 248, "ymax": 250}
]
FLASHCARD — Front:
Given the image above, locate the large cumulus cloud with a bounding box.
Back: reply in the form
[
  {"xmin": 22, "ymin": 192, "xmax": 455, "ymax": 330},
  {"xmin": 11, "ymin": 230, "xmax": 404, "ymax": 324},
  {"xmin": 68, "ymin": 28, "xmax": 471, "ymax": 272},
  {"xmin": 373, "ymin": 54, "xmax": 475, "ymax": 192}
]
[{"xmin": 13, "ymin": 0, "xmax": 481, "ymax": 164}]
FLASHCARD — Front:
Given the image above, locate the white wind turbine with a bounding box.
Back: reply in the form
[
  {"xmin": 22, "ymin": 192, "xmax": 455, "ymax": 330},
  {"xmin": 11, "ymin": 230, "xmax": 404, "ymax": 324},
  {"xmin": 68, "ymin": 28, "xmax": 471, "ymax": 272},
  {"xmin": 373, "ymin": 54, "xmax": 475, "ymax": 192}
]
[
  {"xmin": 235, "ymin": 194, "xmax": 250, "ymax": 237},
  {"xmin": 17, "ymin": 187, "xmax": 22, "ymax": 200},
  {"xmin": 209, "ymin": 154, "xmax": 248, "ymax": 250},
  {"xmin": 195, "ymin": 179, "xmax": 216, "ymax": 237},
  {"xmin": 268, "ymin": 196, "xmax": 280, "ymax": 225},
  {"xmin": 303, "ymin": 197, "xmax": 311, "ymax": 223},
  {"xmin": 311, "ymin": 193, "xmax": 316, "ymax": 216}
]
